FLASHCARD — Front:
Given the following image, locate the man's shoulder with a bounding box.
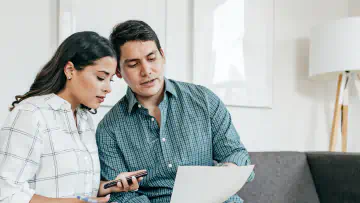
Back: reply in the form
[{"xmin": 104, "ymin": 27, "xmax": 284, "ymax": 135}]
[
  {"xmin": 168, "ymin": 79, "xmax": 210, "ymax": 98},
  {"xmin": 168, "ymin": 78, "xmax": 200, "ymax": 88},
  {"xmin": 169, "ymin": 79, "xmax": 222, "ymax": 110}
]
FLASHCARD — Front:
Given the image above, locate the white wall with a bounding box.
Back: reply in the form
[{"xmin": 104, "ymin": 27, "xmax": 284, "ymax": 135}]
[
  {"xmin": 0, "ymin": 1, "xmax": 58, "ymax": 123},
  {"xmin": 2, "ymin": 0, "xmax": 359, "ymax": 152},
  {"xmin": 347, "ymin": 0, "xmax": 360, "ymax": 152},
  {"xmin": 349, "ymin": 0, "xmax": 360, "ymax": 16}
]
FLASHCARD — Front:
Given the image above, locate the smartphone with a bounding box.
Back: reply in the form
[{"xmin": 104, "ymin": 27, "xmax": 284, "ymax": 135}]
[{"xmin": 103, "ymin": 170, "xmax": 148, "ymax": 189}]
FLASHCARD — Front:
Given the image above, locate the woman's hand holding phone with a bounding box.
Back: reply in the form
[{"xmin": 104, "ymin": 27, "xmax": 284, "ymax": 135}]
[{"xmin": 105, "ymin": 170, "xmax": 147, "ymax": 192}]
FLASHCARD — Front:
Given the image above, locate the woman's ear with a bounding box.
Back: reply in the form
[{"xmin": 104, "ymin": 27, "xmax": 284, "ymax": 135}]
[{"xmin": 64, "ymin": 61, "xmax": 75, "ymax": 80}]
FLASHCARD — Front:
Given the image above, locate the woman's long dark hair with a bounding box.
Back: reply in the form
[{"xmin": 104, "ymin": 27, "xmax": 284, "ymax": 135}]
[{"xmin": 10, "ymin": 31, "xmax": 116, "ymax": 113}]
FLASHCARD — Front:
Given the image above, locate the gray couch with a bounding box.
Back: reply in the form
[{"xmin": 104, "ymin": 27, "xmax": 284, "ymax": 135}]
[{"xmin": 237, "ymin": 152, "xmax": 360, "ymax": 203}]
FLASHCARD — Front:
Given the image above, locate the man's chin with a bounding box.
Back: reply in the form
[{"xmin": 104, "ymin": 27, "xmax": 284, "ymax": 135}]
[
  {"xmin": 140, "ymin": 92, "xmax": 159, "ymax": 98},
  {"xmin": 136, "ymin": 88, "xmax": 162, "ymax": 98}
]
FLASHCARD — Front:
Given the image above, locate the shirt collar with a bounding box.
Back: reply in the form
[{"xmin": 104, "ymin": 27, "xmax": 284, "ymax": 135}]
[
  {"xmin": 45, "ymin": 93, "xmax": 88, "ymax": 120},
  {"xmin": 126, "ymin": 88, "xmax": 138, "ymax": 114},
  {"xmin": 77, "ymin": 107, "xmax": 89, "ymax": 121},
  {"xmin": 126, "ymin": 77, "xmax": 177, "ymax": 114},
  {"xmin": 45, "ymin": 93, "xmax": 69, "ymax": 111},
  {"xmin": 164, "ymin": 78, "xmax": 177, "ymax": 98}
]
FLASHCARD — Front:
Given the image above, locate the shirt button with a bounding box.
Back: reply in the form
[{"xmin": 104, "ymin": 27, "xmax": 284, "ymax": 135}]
[
  {"xmin": 162, "ymin": 138, "xmax": 166, "ymax": 142},
  {"xmin": 151, "ymin": 118, "xmax": 155, "ymax": 121},
  {"xmin": 138, "ymin": 104, "xmax": 141, "ymax": 108},
  {"xmin": 168, "ymin": 164, "xmax": 172, "ymax": 168}
]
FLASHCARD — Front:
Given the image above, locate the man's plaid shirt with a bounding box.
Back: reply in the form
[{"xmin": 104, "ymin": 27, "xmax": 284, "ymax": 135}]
[{"xmin": 96, "ymin": 78, "xmax": 254, "ymax": 203}]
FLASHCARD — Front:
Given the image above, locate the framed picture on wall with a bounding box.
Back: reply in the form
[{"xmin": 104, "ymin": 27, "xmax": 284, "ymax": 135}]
[{"xmin": 193, "ymin": 0, "xmax": 274, "ymax": 108}]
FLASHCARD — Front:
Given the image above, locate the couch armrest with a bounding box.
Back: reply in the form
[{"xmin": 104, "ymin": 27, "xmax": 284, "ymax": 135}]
[{"xmin": 306, "ymin": 152, "xmax": 360, "ymax": 203}]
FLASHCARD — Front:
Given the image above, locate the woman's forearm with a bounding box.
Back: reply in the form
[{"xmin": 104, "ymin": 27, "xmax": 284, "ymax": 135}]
[{"xmin": 30, "ymin": 194, "xmax": 80, "ymax": 203}]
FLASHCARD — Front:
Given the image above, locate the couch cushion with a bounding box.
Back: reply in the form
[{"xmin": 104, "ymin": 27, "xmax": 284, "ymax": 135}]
[
  {"xmin": 307, "ymin": 152, "xmax": 360, "ymax": 203},
  {"xmin": 238, "ymin": 152, "xmax": 320, "ymax": 203}
]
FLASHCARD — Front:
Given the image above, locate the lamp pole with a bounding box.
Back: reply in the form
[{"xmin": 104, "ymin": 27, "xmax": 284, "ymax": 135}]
[{"xmin": 329, "ymin": 71, "xmax": 350, "ymax": 152}]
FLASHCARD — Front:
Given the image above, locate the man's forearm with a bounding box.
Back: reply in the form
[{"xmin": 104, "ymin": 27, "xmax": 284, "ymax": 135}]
[
  {"xmin": 215, "ymin": 162, "xmax": 237, "ymax": 167},
  {"xmin": 218, "ymin": 162, "xmax": 255, "ymax": 182},
  {"xmin": 223, "ymin": 162, "xmax": 237, "ymax": 166}
]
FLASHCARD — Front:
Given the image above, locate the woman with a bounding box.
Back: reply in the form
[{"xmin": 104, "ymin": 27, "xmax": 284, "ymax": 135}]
[{"xmin": 0, "ymin": 31, "xmax": 143, "ymax": 203}]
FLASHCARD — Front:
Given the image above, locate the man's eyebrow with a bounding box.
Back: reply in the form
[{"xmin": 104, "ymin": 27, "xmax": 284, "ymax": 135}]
[
  {"xmin": 147, "ymin": 50, "xmax": 157, "ymax": 57},
  {"xmin": 124, "ymin": 58, "xmax": 139, "ymax": 64},
  {"xmin": 123, "ymin": 50, "xmax": 158, "ymax": 63}
]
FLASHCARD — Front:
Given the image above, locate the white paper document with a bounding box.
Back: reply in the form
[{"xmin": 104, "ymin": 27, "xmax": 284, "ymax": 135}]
[{"xmin": 170, "ymin": 165, "xmax": 254, "ymax": 203}]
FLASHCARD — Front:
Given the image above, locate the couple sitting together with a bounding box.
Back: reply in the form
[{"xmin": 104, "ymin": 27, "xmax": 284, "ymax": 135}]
[{"xmin": 0, "ymin": 20, "xmax": 254, "ymax": 203}]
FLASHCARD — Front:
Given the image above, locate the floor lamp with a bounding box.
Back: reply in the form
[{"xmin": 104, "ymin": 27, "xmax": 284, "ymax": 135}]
[{"xmin": 309, "ymin": 17, "xmax": 360, "ymax": 152}]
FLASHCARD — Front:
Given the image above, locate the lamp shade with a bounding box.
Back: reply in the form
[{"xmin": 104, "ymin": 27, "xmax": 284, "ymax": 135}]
[{"xmin": 309, "ymin": 17, "xmax": 360, "ymax": 80}]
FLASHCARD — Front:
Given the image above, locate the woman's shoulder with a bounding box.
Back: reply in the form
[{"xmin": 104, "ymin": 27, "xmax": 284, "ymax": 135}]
[
  {"xmin": 14, "ymin": 94, "xmax": 55, "ymax": 111},
  {"xmin": 15, "ymin": 94, "xmax": 54, "ymax": 110},
  {"xmin": 3, "ymin": 95, "xmax": 56, "ymax": 130}
]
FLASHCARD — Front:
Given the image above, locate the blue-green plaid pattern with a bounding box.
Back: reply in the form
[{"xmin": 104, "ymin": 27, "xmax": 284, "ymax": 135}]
[{"xmin": 96, "ymin": 78, "xmax": 254, "ymax": 203}]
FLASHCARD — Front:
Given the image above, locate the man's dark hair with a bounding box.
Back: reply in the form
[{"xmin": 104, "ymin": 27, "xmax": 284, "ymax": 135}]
[{"xmin": 110, "ymin": 20, "xmax": 163, "ymax": 71}]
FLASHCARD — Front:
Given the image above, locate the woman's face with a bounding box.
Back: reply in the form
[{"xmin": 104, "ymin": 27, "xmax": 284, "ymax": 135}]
[{"xmin": 68, "ymin": 56, "xmax": 117, "ymax": 109}]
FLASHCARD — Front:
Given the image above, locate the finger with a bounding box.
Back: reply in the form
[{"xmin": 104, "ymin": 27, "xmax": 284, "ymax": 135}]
[
  {"xmin": 120, "ymin": 175, "xmax": 130, "ymax": 192},
  {"xmin": 125, "ymin": 169, "xmax": 147, "ymax": 176},
  {"xmin": 110, "ymin": 181, "xmax": 124, "ymax": 193},
  {"xmin": 117, "ymin": 181, "xmax": 123, "ymax": 188},
  {"xmin": 129, "ymin": 176, "xmax": 140, "ymax": 191}
]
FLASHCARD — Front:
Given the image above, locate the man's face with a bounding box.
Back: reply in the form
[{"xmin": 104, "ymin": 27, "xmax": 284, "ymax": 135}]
[{"xmin": 117, "ymin": 40, "xmax": 165, "ymax": 99}]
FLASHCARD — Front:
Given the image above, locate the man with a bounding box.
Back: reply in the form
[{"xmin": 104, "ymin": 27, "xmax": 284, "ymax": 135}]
[{"xmin": 96, "ymin": 20, "xmax": 255, "ymax": 203}]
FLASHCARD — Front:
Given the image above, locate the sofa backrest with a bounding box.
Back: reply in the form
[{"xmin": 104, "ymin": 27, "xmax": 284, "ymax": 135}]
[
  {"xmin": 307, "ymin": 152, "xmax": 360, "ymax": 203},
  {"xmin": 238, "ymin": 152, "xmax": 320, "ymax": 203}
]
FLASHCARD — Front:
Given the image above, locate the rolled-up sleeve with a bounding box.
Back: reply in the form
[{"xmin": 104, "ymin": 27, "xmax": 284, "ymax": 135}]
[
  {"xmin": 204, "ymin": 87, "xmax": 255, "ymax": 182},
  {"xmin": 0, "ymin": 107, "xmax": 42, "ymax": 203}
]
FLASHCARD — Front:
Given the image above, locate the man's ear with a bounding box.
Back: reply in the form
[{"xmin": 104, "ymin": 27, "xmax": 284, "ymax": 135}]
[
  {"xmin": 64, "ymin": 61, "xmax": 75, "ymax": 79},
  {"xmin": 160, "ymin": 48, "xmax": 166, "ymax": 63},
  {"xmin": 116, "ymin": 67, "xmax": 122, "ymax": 78}
]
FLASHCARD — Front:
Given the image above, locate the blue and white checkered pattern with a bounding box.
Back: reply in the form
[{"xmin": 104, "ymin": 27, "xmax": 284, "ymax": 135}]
[
  {"xmin": 96, "ymin": 78, "xmax": 254, "ymax": 203},
  {"xmin": 0, "ymin": 94, "xmax": 100, "ymax": 202}
]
